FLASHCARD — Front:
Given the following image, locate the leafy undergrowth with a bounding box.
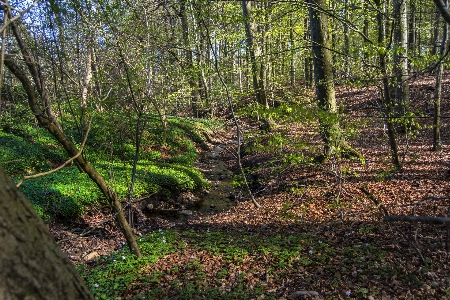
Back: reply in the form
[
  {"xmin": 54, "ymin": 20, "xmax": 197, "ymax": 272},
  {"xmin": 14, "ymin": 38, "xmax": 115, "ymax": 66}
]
[
  {"xmin": 77, "ymin": 226, "xmax": 450, "ymax": 299},
  {"xmin": 52, "ymin": 72, "xmax": 450, "ymax": 299},
  {"xmin": 1, "ymin": 116, "xmax": 214, "ymax": 219}
]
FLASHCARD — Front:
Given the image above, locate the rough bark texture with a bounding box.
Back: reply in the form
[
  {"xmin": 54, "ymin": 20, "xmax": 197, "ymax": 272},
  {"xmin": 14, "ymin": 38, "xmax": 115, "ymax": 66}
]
[
  {"xmin": 0, "ymin": 167, "xmax": 93, "ymax": 300},
  {"xmin": 435, "ymin": 0, "xmax": 450, "ymax": 25},
  {"xmin": 308, "ymin": 0, "xmax": 340, "ymax": 157}
]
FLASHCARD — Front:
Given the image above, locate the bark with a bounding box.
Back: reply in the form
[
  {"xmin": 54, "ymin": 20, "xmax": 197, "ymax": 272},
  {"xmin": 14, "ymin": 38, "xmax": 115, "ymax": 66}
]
[
  {"xmin": 0, "ymin": 167, "xmax": 93, "ymax": 300},
  {"xmin": 392, "ymin": 0, "xmax": 409, "ymax": 115},
  {"xmin": 304, "ymin": 17, "xmax": 313, "ymax": 88},
  {"xmin": 432, "ymin": 10, "xmax": 441, "ymax": 56},
  {"xmin": 384, "ymin": 215, "xmax": 450, "ymax": 224},
  {"xmin": 308, "ymin": 0, "xmax": 340, "ymax": 157},
  {"xmin": 80, "ymin": 47, "xmax": 92, "ymax": 113},
  {"xmin": 343, "ymin": 0, "xmax": 350, "ymax": 78},
  {"xmin": 408, "ymin": 0, "xmax": 417, "ymax": 60},
  {"xmin": 0, "ymin": 1, "xmax": 7, "ymax": 109},
  {"xmin": 435, "ymin": 0, "xmax": 450, "ymax": 25},
  {"xmin": 289, "ymin": 16, "xmax": 295, "ymax": 87},
  {"xmin": 433, "ymin": 0, "xmax": 448, "ymax": 151},
  {"xmin": 375, "ymin": 0, "xmax": 401, "ymax": 169},
  {"xmin": 180, "ymin": 0, "xmax": 201, "ymax": 117},
  {"xmin": 4, "ymin": 55, "xmax": 142, "ymax": 258},
  {"xmin": 241, "ymin": 0, "xmax": 267, "ymax": 108}
]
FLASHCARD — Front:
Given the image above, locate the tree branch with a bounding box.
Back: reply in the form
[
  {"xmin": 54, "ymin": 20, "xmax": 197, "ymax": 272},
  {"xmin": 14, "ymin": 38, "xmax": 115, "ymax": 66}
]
[
  {"xmin": 434, "ymin": 0, "xmax": 450, "ymax": 25},
  {"xmin": 16, "ymin": 118, "xmax": 92, "ymax": 188}
]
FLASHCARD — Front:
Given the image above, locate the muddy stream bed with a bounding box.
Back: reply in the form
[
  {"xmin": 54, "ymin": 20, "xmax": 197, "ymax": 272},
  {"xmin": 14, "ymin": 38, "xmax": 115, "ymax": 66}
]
[{"xmin": 142, "ymin": 151, "xmax": 237, "ymax": 220}]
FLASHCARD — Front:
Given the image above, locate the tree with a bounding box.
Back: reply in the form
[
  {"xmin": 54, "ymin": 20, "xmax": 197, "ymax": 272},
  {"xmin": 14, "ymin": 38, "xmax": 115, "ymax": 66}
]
[
  {"xmin": 308, "ymin": 0, "xmax": 356, "ymax": 159},
  {"xmin": 242, "ymin": 0, "xmax": 267, "ymax": 108},
  {"xmin": 0, "ymin": 166, "xmax": 93, "ymax": 299},
  {"xmin": 392, "ymin": 0, "xmax": 410, "ymax": 116},
  {"xmin": 3, "ymin": 12, "xmax": 141, "ymax": 258},
  {"xmin": 375, "ymin": 0, "xmax": 401, "ymax": 169},
  {"xmin": 433, "ymin": 0, "xmax": 448, "ymax": 151}
]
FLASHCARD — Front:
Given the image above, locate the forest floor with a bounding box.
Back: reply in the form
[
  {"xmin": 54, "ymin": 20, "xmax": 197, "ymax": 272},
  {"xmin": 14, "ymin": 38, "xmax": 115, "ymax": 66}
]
[{"xmin": 49, "ymin": 73, "xmax": 450, "ymax": 299}]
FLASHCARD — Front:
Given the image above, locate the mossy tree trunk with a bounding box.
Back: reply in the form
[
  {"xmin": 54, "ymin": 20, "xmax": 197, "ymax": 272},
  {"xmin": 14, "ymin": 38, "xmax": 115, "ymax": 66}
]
[
  {"xmin": 308, "ymin": 0, "xmax": 342, "ymax": 158},
  {"xmin": 0, "ymin": 167, "xmax": 93, "ymax": 299}
]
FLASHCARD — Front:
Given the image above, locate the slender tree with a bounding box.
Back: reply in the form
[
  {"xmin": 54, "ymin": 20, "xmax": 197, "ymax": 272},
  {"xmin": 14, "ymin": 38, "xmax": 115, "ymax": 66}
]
[
  {"xmin": 4, "ymin": 12, "xmax": 142, "ymax": 258},
  {"xmin": 392, "ymin": 0, "xmax": 409, "ymax": 116},
  {"xmin": 375, "ymin": 0, "xmax": 401, "ymax": 168},
  {"xmin": 433, "ymin": 0, "xmax": 448, "ymax": 151},
  {"xmin": 242, "ymin": 0, "xmax": 267, "ymax": 108}
]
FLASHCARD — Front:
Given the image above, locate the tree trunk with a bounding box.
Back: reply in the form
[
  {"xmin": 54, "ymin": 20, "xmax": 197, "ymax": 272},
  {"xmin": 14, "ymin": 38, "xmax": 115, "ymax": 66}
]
[
  {"xmin": 308, "ymin": 0, "xmax": 341, "ymax": 157},
  {"xmin": 4, "ymin": 55, "xmax": 142, "ymax": 258},
  {"xmin": 408, "ymin": 0, "xmax": 417, "ymax": 62},
  {"xmin": 0, "ymin": 167, "xmax": 93, "ymax": 299},
  {"xmin": 343, "ymin": 0, "xmax": 350, "ymax": 78},
  {"xmin": 392, "ymin": 0, "xmax": 409, "ymax": 116},
  {"xmin": 180, "ymin": 0, "xmax": 201, "ymax": 117},
  {"xmin": 304, "ymin": 17, "xmax": 313, "ymax": 88},
  {"xmin": 375, "ymin": 0, "xmax": 401, "ymax": 168},
  {"xmin": 434, "ymin": 0, "xmax": 448, "ymax": 151},
  {"xmin": 289, "ymin": 16, "xmax": 295, "ymax": 87},
  {"xmin": 241, "ymin": 0, "xmax": 267, "ymax": 108}
]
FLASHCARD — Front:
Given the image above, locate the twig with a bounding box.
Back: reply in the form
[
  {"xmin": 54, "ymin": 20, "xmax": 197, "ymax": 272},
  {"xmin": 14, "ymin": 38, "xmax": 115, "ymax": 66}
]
[
  {"xmin": 16, "ymin": 117, "xmax": 92, "ymax": 187},
  {"xmin": 359, "ymin": 186, "xmax": 428, "ymax": 264},
  {"xmin": 359, "ymin": 187, "xmax": 389, "ymax": 216}
]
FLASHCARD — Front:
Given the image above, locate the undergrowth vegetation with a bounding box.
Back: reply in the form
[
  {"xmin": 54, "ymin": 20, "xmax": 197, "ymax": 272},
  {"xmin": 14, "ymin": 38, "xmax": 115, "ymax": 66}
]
[
  {"xmin": 76, "ymin": 228, "xmax": 403, "ymax": 299},
  {"xmin": 1, "ymin": 114, "xmax": 217, "ymax": 219}
]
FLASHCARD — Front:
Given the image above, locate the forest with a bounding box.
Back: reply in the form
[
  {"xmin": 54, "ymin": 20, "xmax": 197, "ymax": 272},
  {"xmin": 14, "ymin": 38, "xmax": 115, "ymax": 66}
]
[{"xmin": 1, "ymin": 0, "xmax": 450, "ymax": 298}]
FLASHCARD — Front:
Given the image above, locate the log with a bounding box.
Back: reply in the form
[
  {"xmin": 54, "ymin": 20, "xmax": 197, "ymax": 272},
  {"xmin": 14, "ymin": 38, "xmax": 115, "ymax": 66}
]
[{"xmin": 384, "ymin": 215, "xmax": 450, "ymax": 224}]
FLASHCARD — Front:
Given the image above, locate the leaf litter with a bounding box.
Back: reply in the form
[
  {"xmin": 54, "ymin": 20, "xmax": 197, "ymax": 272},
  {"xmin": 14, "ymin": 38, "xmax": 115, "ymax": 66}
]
[{"xmin": 49, "ymin": 73, "xmax": 450, "ymax": 299}]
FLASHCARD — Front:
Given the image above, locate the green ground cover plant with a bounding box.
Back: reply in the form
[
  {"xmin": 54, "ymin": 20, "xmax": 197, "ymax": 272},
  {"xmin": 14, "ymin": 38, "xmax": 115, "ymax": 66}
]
[
  {"xmin": 1, "ymin": 115, "xmax": 216, "ymax": 219},
  {"xmin": 77, "ymin": 228, "xmax": 398, "ymax": 299}
]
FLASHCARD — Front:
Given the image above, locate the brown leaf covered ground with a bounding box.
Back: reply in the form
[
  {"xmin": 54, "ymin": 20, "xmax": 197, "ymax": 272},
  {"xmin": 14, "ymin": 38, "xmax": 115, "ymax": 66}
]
[{"xmin": 49, "ymin": 73, "xmax": 450, "ymax": 299}]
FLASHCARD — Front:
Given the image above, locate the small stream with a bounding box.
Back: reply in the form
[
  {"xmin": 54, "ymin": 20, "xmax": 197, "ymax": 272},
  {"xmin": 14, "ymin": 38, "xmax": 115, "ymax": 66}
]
[
  {"xmin": 193, "ymin": 156, "xmax": 236, "ymax": 214},
  {"xmin": 142, "ymin": 151, "xmax": 237, "ymax": 220}
]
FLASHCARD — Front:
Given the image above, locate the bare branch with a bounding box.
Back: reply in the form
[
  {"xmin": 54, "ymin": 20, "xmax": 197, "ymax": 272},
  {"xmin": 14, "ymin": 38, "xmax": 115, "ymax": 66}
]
[
  {"xmin": 16, "ymin": 117, "xmax": 93, "ymax": 187},
  {"xmin": 0, "ymin": 0, "xmax": 39, "ymax": 34}
]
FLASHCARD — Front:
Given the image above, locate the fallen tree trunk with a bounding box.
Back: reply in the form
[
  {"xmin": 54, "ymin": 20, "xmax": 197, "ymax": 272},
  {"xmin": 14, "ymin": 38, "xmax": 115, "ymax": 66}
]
[{"xmin": 384, "ymin": 215, "xmax": 450, "ymax": 224}]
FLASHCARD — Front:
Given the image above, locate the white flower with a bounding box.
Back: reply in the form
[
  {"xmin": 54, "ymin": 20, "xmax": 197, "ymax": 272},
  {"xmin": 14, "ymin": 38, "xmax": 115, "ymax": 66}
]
[
  {"xmin": 122, "ymin": 255, "xmax": 126, "ymax": 260},
  {"xmin": 309, "ymin": 250, "xmax": 313, "ymax": 255},
  {"xmin": 94, "ymin": 283, "xmax": 99, "ymax": 288},
  {"xmin": 345, "ymin": 290, "xmax": 351, "ymax": 297}
]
